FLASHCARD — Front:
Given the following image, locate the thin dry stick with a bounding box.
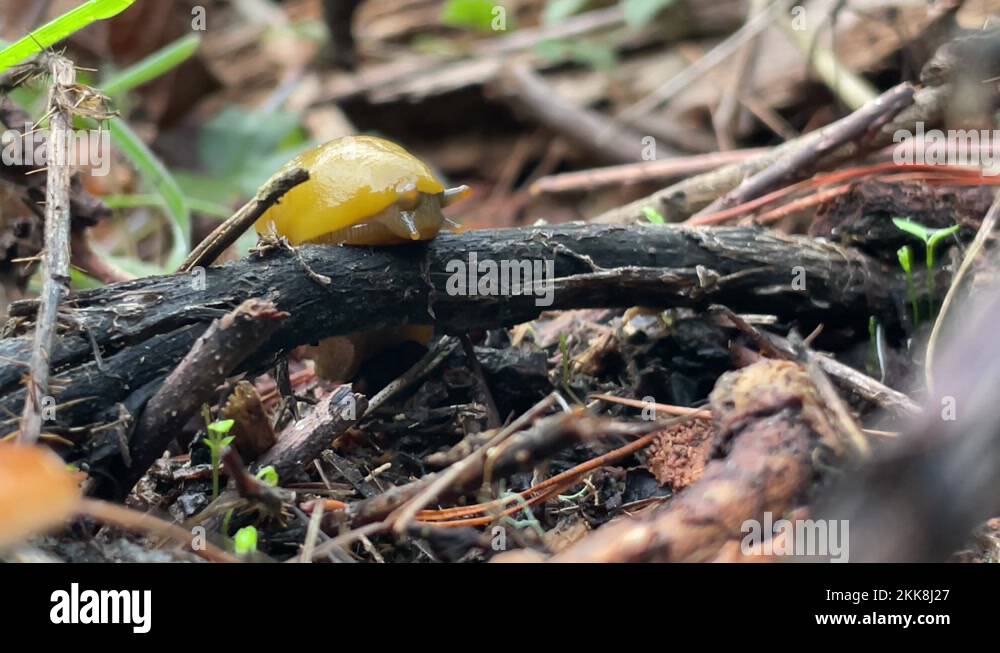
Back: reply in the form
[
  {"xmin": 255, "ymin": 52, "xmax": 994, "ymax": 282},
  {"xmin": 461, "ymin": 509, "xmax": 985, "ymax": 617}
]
[
  {"xmin": 529, "ymin": 148, "xmax": 767, "ymax": 195},
  {"xmin": 363, "ymin": 336, "xmax": 457, "ymax": 418},
  {"xmin": 19, "ymin": 55, "xmax": 74, "ymax": 445},
  {"xmin": 77, "ymin": 498, "xmax": 240, "ymax": 563},
  {"xmin": 387, "ymin": 393, "xmax": 558, "ymax": 534},
  {"xmin": 925, "ymin": 191, "xmax": 1000, "ymax": 393},
  {"xmin": 299, "ymin": 500, "xmax": 324, "ymax": 563},
  {"xmin": 616, "ymin": 0, "xmax": 789, "ymax": 123},
  {"xmin": 695, "ymin": 83, "xmax": 915, "ymax": 217},
  {"xmin": 178, "ymin": 166, "xmax": 309, "ymax": 272}
]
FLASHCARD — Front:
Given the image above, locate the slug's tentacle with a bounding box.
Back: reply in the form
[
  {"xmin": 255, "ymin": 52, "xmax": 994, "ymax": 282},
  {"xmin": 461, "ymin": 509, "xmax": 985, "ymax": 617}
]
[
  {"xmin": 393, "ymin": 211, "xmax": 422, "ymax": 241},
  {"xmin": 442, "ymin": 185, "xmax": 471, "ymax": 207}
]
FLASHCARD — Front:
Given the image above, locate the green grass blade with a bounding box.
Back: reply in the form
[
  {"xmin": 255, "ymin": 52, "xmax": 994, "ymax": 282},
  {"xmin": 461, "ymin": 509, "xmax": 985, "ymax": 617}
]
[
  {"xmin": 0, "ymin": 0, "xmax": 135, "ymax": 73},
  {"xmin": 101, "ymin": 33, "xmax": 201, "ymax": 97},
  {"xmin": 107, "ymin": 117, "xmax": 190, "ymax": 270},
  {"xmin": 103, "ymin": 192, "xmax": 231, "ymax": 218}
]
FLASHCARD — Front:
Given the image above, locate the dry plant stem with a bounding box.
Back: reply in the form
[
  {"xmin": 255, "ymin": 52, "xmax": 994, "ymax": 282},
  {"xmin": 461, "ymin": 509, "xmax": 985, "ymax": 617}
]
[
  {"xmin": 590, "ymin": 391, "xmax": 895, "ymax": 438},
  {"xmin": 19, "ymin": 56, "xmax": 75, "ymax": 445},
  {"xmin": 925, "ymin": 191, "xmax": 1000, "ymax": 394},
  {"xmin": 685, "ymin": 162, "xmax": 986, "ymax": 226},
  {"xmin": 616, "ymin": 0, "xmax": 790, "ymax": 123},
  {"xmin": 695, "ymin": 83, "xmax": 915, "ymax": 217},
  {"xmin": 529, "ymin": 148, "xmax": 767, "ymax": 195},
  {"xmin": 762, "ymin": 332, "xmax": 920, "ymax": 417},
  {"xmin": 299, "ymin": 500, "xmax": 324, "ymax": 563},
  {"xmin": 590, "ymin": 393, "xmax": 712, "ymax": 420},
  {"xmin": 421, "ymin": 414, "xmax": 702, "ymax": 525},
  {"xmin": 494, "ymin": 65, "xmax": 669, "ymax": 164},
  {"xmin": 713, "ymin": 0, "xmax": 766, "ymax": 150},
  {"xmin": 77, "ymin": 498, "xmax": 239, "ymax": 563},
  {"xmin": 460, "ymin": 333, "xmax": 500, "ymax": 428},
  {"xmin": 363, "ymin": 336, "xmax": 457, "ymax": 417},
  {"xmin": 110, "ymin": 299, "xmax": 288, "ymax": 498},
  {"xmin": 594, "ymin": 80, "xmax": 948, "ymax": 225},
  {"xmin": 386, "ymin": 393, "xmax": 559, "ymax": 534},
  {"xmin": 791, "ymin": 334, "xmax": 870, "ymax": 458},
  {"xmin": 316, "ymin": 6, "xmax": 627, "ymax": 103},
  {"xmin": 179, "ymin": 166, "xmax": 310, "ymax": 272},
  {"xmin": 304, "ymin": 521, "xmax": 385, "ymax": 562},
  {"xmin": 70, "ymin": 228, "xmax": 133, "ymax": 283},
  {"xmin": 776, "ymin": 10, "xmax": 878, "ymax": 110}
]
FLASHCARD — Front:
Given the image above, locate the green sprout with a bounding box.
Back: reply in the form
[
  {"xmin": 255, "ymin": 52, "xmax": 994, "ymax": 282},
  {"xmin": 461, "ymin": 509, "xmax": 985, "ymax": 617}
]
[
  {"xmin": 202, "ymin": 409, "xmax": 235, "ymax": 500},
  {"xmin": 254, "ymin": 465, "xmax": 279, "ymax": 487},
  {"xmin": 897, "ymin": 245, "xmax": 919, "ymax": 326},
  {"xmin": 233, "ymin": 526, "xmax": 258, "ymax": 556},
  {"xmin": 642, "ymin": 206, "xmax": 666, "ymax": 225},
  {"xmin": 892, "ymin": 218, "xmax": 960, "ymax": 315},
  {"xmin": 498, "ymin": 491, "xmax": 545, "ymax": 537}
]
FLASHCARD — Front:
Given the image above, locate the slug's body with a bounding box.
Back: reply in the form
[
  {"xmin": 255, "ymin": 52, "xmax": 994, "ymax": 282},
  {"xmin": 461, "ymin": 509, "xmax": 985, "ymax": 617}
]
[{"xmin": 255, "ymin": 136, "xmax": 468, "ymax": 381}]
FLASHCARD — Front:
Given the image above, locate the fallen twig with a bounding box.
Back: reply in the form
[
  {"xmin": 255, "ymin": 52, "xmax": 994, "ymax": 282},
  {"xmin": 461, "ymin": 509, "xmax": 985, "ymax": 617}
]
[
  {"xmin": 19, "ymin": 55, "xmax": 75, "ymax": 445},
  {"xmin": 105, "ymin": 299, "xmax": 288, "ymax": 498}
]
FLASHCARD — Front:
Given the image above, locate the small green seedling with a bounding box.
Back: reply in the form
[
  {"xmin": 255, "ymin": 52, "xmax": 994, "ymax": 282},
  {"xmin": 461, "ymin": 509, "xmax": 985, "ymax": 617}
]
[
  {"xmin": 202, "ymin": 412, "xmax": 235, "ymax": 500},
  {"xmin": 892, "ymin": 217, "xmax": 960, "ymax": 315},
  {"xmin": 233, "ymin": 526, "xmax": 258, "ymax": 556},
  {"xmin": 897, "ymin": 245, "xmax": 919, "ymax": 326},
  {"xmin": 642, "ymin": 206, "xmax": 666, "ymax": 224},
  {"xmin": 498, "ymin": 491, "xmax": 545, "ymax": 538},
  {"xmin": 254, "ymin": 465, "xmax": 279, "ymax": 487}
]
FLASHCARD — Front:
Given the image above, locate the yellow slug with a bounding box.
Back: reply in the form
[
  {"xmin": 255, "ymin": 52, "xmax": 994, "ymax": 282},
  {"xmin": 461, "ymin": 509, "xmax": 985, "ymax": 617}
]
[{"xmin": 255, "ymin": 135, "xmax": 469, "ymax": 381}]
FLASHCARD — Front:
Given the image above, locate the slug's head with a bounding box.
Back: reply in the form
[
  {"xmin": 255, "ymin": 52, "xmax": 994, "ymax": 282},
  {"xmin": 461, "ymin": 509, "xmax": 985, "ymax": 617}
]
[{"xmin": 255, "ymin": 135, "xmax": 469, "ymax": 246}]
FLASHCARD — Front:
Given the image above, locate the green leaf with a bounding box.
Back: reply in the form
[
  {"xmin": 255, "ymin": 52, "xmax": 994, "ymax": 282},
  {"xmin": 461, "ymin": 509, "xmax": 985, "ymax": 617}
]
[
  {"xmin": 107, "ymin": 117, "xmax": 190, "ymax": 270},
  {"xmin": 544, "ymin": 0, "xmax": 589, "ymax": 25},
  {"xmin": 622, "ymin": 0, "xmax": 676, "ymax": 29},
  {"xmin": 442, "ymin": 0, "xmax": 510, "ymax": 32},
  {"xmin": 197, "ymin": 105, "xmax": 310, "ymax": 196},
  {"xmin": 896, "ymin": 245, "xmax": 912, "ymax": 274},
  {"xmin": 535, "ymin": 38, "xmax": 617, "ymax": 71},
  {"xmin": 255, "ymin": 465, "xmax": 279, "ymax": 487},
  {"xmin": 208, "ymin": 419, "xmax": 235, "ymax": 436},
  {"xmin": 233, "ymin": 526, "xmax": 258, "ymax": 555},
  {"xmin": 0, "ymin": 0, "xmax": 135, "ymax": 74},
  {"xmin": 221, "ymin": 435, "xmax": 235, "ymax": 447},
  {"xmin": 642, "ymin": 206, "xmax": 665, "ymax": 224},
  {"xmin": 101, "ymin": 33, "xmax": 200, "ymax": 97},
  {"xmin": 891, "ymin": 217, "xmax": 931, "ymax": 244},
  {"xmin": 926, "ymin": 224, "xmax": 960, "ymax": 253}
]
